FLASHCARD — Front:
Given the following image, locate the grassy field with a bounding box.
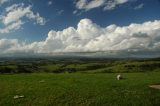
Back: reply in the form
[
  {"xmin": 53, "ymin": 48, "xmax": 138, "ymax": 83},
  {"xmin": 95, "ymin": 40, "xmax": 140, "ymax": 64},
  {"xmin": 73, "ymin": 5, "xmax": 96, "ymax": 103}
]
[{"xmin": 0, "ymin": 72, "xmax": 160, "ymax": 106}]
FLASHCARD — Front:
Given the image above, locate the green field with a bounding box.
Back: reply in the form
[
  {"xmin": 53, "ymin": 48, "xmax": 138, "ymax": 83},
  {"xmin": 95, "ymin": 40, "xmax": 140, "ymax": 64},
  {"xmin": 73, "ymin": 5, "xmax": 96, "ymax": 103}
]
[{"xmin": 0, "ymin": 72, "xmax": 160, "ymax": 106}]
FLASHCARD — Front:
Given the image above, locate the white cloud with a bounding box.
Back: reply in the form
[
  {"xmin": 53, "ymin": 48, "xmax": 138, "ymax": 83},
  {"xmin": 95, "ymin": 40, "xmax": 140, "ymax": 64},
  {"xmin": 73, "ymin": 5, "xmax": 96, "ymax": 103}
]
[
  {"xmin": 5, "ymin": 3, "xmax": 22, "ymax": 12},
  {"xmin": 75, "ymin": 0, "xmax": 105, "ymax": 11},
  {"xmin": 57, "ymin": 10, "xmax": 64, "ymax": 15},
  {"xmin": 0, "ymin": 0, "xmax": 8, "ymax": 5},
  {"xmin": 0, "ymin": 19, "xmax": 160, "ymax": 57},
  {"xmin": 104, "ymin": 0, "xmax": 129, "ymax": 10},
  {"xmin": 48, "ymin": 1, "xmax": 53, "ymax": 5},
  {"xmin": 134, "ymin": 3, "xmax": 144, "ymax": 10},
  {"xmin": 73, "ymin": 10, "xmax": 78, "ymax": 14},
  {"xmin": 2, "ymin": 3, "xmax": 46, "ymax": 25},
  {"xmin": 0, "ymin": 39, "xmax": 20, "ymax": 54},
  {"xmin": 0, "ymin": 20, "xmax": 23, "ymax": 33},
  {"xmin": 75, "ymin": 0, "xmax": 129, "ymax": 11},
  {"xmin": 0, "ymin": 3, "xmax": 46, "ymax": 33}
]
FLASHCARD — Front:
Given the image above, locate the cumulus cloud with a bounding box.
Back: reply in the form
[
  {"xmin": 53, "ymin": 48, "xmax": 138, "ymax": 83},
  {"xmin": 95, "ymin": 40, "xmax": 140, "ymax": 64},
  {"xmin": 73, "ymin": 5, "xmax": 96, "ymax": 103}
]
[
  {"xmin": 0, "ymin": 3, "xmax": 46, "ymax": 33},
  {"xmin": 0, "ymin": 18, "xmax": 160, "ymax": 57},
  {"xmin": 43, "ymin": 19, "xmax": 160, "ymax": 53},
  {"xmin": 75, "ymin": 0, "xmax": 129, "ymax": 11}
]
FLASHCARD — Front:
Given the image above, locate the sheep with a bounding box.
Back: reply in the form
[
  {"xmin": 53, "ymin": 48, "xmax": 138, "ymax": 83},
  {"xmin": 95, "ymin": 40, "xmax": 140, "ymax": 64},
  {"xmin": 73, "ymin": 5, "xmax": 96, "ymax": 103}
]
[
  {"xmin": 13, "ymin": 95, "xmax": 24, "ymax": 99},
  {"xmin": 117, "ymin": 74, "xmax": 122, "ymax": 80}
]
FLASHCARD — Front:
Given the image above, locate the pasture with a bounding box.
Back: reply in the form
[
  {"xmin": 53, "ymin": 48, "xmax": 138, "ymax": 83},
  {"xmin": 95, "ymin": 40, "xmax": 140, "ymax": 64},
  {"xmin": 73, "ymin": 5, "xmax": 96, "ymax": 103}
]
[{"xmin": 0, "ymin": 72, "xmax": 160, "ymax": 106}]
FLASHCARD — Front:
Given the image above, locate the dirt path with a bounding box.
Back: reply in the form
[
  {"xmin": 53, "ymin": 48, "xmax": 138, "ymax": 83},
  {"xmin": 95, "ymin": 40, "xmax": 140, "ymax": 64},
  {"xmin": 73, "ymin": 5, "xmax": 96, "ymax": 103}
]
[{"xmin": 149, "ymin": 85, "xmax": 160, "ymax": 90}]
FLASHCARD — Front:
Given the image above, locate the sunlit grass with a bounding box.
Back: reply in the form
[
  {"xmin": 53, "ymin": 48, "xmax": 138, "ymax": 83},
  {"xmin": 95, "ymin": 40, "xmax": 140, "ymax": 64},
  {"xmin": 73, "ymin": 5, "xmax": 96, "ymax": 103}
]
[{"xmin": 0, "ymin": 72, "xmax": 160, "ymax": 106}]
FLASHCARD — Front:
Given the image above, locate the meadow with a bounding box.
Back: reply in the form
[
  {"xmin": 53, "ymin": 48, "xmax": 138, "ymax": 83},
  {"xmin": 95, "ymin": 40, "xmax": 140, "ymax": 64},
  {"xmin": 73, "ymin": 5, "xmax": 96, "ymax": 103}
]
[
  {"xmin": 0, "ymin": 58, "xmax": 160, "ymax": 106},
  {"xmin": 0, "ymin": 73, "xmax": 160, "ymax": 106}
]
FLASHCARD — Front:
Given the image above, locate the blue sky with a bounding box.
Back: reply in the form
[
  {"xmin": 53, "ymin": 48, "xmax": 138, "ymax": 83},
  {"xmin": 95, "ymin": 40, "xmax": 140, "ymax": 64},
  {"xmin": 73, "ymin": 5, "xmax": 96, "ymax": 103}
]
[
  {"xmin": 1, "ymin": 0, "xmax": 160, "ymax": 41},
  {"xmin": 0, "ymin": 0, "xmax": 160, "ymax": 57}
]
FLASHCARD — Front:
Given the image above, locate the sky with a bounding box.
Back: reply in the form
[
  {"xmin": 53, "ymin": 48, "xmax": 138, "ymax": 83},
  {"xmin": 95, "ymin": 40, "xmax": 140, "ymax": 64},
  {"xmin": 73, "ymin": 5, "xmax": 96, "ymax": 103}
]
[{"xmin": 0, "ymin": 0, "xmax": 160, "ymax": 57}]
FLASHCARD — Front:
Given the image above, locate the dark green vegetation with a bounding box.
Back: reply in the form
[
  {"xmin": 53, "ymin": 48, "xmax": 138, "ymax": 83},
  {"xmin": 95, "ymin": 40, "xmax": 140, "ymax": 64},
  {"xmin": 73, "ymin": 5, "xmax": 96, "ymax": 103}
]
[
  {"xmin": 0, "ymin": 58, "xmax": 160, "ymax": 73},
  {"xmin": 0, "ymin": 72, "xmax": 160, "ymax": 106}
]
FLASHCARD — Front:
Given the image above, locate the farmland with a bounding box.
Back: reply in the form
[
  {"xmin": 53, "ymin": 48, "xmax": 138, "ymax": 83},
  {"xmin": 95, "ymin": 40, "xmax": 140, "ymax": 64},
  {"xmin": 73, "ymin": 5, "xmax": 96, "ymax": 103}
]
[{"xmin": 0, "ymin": 58, "xmax": 160, "ymax": 73}]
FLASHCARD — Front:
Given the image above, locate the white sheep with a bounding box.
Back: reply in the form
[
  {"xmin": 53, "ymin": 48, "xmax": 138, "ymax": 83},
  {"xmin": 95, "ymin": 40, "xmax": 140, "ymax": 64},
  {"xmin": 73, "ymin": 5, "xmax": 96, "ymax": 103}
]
[
  {"xmin": 117, "ymin": 74, "xmax": 122, "ymax": 80},
  {"xmin": 13, "ymin": 95, "xmax": 24, "ymax": 99}
]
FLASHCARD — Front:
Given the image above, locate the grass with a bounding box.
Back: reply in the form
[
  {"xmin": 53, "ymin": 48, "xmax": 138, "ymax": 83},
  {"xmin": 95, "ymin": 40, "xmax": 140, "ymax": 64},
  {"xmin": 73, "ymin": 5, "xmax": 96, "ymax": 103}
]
[{"xmin": 0, "ymin": 72, "xmax": 160, "ymax": 106}]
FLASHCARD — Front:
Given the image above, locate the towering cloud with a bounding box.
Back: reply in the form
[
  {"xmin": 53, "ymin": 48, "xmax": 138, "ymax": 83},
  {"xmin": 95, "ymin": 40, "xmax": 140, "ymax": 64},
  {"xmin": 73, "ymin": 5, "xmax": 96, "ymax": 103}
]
[{"xmin": 0, "ymin": 18, "xmax": 160, "ymax": 57}]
